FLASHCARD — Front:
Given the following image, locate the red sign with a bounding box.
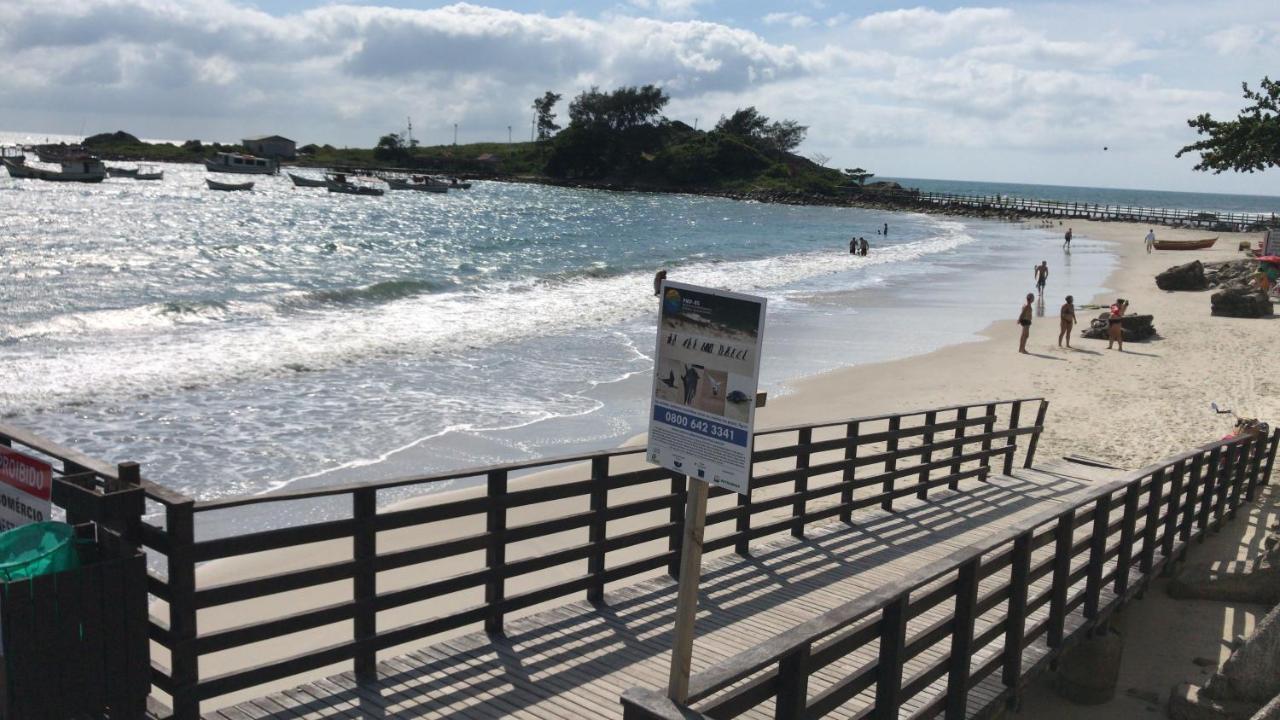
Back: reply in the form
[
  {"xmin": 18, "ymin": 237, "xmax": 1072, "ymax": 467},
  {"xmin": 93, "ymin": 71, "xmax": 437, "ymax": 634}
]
[{"xmin": 0, "ymin": 447, "xmax": 53, "ymax": 531}]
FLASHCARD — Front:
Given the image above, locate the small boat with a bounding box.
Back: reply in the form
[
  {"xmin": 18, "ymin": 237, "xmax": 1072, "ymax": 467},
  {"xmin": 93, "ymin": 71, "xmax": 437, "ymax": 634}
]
[
  {"xmin": 134, "ymin": 166, "xmax": 164, "ymax": 181},
  {"xmin": 326, "ymin": 173, "xmax": 384, "ymax": 196},
  {"xmin": 205, "ymin": 152, "xmax": 276, "ymax": 175},
  {"xmin": 288, "ymin": 172, "xmax": 326, "ymax": 188},
  {"xmin": 106, "ymin": 165, "xmax": 139, "ymax": 178},
  {"xmin": 206, "ymin": 178, "xmax": 254, "ymax": 191},
  {"xmin": 1153, "ymin": 238, "xmax": 1217, "ymax": 251},
  {"xmin": 386, "ymin": 178, "xmax": 447, "ymax": 193},
  {"xmin": 447, "ymin": 178, "xmax": 472, "ymax": 190},
  {"xmin": 3, "ymin": 156, "xmax": 106, "ymax": 182}
]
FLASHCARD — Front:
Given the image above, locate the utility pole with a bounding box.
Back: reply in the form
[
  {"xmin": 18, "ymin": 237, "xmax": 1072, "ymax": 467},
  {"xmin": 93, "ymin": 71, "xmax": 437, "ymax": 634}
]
[
  {"xmin": 453, "ymin": 123, "xmax": 458, "ymax": 146},
  {"xmin": 694, "ymin": 117, "xmax": 698, "ymax": 131},
  {"xmin": 531, "ymin": 116, "xmax": 536, "ymax": 142},
  {"xmin": 508, "ymin": 126, "xmax": 512, "ymax": 144}
]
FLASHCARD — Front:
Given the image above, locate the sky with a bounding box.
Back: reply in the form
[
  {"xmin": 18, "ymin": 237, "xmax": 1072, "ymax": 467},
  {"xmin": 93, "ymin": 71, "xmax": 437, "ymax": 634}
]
[{"xmin": 2, "ymin": 0, "xmax": 1278, "ymax": 195}]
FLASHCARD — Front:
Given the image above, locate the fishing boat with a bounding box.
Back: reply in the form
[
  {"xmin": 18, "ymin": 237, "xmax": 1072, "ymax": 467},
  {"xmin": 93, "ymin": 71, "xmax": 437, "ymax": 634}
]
[
  {"xmin": 326, "ymin": 173, "xmax": 384, "ymax": 196},
  {"xmin": 288, "ymin": 172, "xmax": 326, "ymax": 188},
  {"xmin": 3, "ymin": 156, "xmax": 106, "ymax": 182},
  {"xmin": 134, "ymin": 166, "xmax": 164, "ymax": 181},
  {"xmin": 206, "ymin": 178, "xmax": 254, "ymax": 191},
  {"xmin": 1153, "ymin": 238, "xmax": 1217, "ymax": 251},
  {"xmin": 204, "ymin": 152, "xmax": 276, "ymax": 175},
  {"xmin": 106, "ymin": 165, "xmax": 139, "ymax": 178},
  {"xmin": 446, "ymin": 177, "xmax": 472, "ymax": 190},
  {"xmin": 386, "ymin": 177, "xmax": 447, "ymax": 193}
]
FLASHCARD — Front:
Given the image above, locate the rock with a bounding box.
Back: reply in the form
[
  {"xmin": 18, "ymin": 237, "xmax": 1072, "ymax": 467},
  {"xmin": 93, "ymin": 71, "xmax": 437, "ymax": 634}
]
[
  {"xmin": 1082, "ymin": 313, "xmax": 1157, "ymax": 341},
  {"xmin": 1158, "ymin": 261, "xmax": 1208, "ymax": 291},
  {"xmin": 1168, "ymin": 682, "xmax": 1260, "ymax": 720},
  {"xmin": 1053, "ymin": 628, "xmax": 1124, "ymax": 704},
  {"xmin": 1168, "ymin": 561, "xmax": 1280, "ymax": 605},
  {"xmin": 1205, "ymin": 603, "xmax": 1280, "ymax": 704},
  {"xmin": 1211, "ymin": 288, "xmax": 1274, "ymax": 318}
]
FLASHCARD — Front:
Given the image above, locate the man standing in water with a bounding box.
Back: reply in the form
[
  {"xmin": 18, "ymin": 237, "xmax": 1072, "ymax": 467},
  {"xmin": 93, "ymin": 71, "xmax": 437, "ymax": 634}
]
[
  {"xmin": 1034, "ymin": 261, "xmax": 1049, "ymax": 296},
  {"xmin": 1145, "ymin": 229, "xmax": 1156, "ymax": 253},
  {"xmin": 1058, "ymin": 295, "xmax": 1077, "ymax": 348},
  {"xmin": 1017, "ymin": 293, "xmax": 1034, "ymax": 354},
  {"xmin": 883, "ymin": 222, "xmax": 888, "ymax": 236},
  {"xmin": 1063, "ymin": 227, "xmax": 1073, "ymax": 252},
  {"xmin": 860, "ymin": 237, "xmax": 869, "ymax": 256},
  {"xmin": 849, "ymin": 237, "xmax": 858, "ymax": 254}
]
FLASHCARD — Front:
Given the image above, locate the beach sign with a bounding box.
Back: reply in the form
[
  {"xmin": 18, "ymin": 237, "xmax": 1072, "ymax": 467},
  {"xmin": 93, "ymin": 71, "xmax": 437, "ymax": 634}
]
[
  {"xmin": 0, "ymin": 447, "xmax": 53, "ymax": 532},
  {"xmin": 647, "ymin": 281, "xmax": 767, "ymax": 494},
  {"xmin": 1266, "ymin": 230, "xmax": 1280, "ymax": 257}
]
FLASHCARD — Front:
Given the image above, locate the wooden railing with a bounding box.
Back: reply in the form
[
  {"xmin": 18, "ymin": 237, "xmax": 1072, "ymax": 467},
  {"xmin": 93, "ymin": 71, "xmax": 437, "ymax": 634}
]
[
  {"xmin": 620, "ymin": 429, "xmax": 1280, "ymax": 720},
  {"xmin": 5, "ymin": 398, "xmax": 1046, "ymax": 717},
  {"xmin": 863, "ymin": 189, "xmax": 1279, "ymax": 230}
]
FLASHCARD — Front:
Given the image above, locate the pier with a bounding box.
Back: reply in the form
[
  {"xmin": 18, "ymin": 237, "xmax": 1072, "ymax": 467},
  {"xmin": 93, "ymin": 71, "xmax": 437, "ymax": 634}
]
[{"xmin": 1, "ymin": 397, "xmax": 1275, "ymax": 719}]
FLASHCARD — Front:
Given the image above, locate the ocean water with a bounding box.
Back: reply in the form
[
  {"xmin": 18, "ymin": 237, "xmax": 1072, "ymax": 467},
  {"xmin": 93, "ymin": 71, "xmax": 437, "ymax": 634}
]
[
  {"xmin": 2, "ymin": 159, "xmax": 1117, "ymax": 533},
  {"xmin": 887, "ymin": 176, "xmax": 1280, "ymax": 216}
]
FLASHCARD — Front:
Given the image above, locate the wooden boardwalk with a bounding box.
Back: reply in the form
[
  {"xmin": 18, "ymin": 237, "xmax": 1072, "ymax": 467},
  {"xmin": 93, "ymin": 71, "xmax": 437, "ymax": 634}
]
[{"xmin": 207, "ymin": 460, "xmax": 1118, "ymax": 719}]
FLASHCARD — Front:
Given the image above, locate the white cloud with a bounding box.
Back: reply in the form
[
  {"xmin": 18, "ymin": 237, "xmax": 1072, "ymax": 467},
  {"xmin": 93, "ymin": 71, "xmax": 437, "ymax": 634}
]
[
  {"xmin": 1204, "ymin": 23, "xmax": 1278, "ymax": 55},
  {"xmin": 856, "ymin": 7, "xmax": 1018, "ymax": 48},
  {"xmin": 763, "ymin": 12, "xmax": 815, "ymax": 29},
  {"xmin": 626, "ymin": 0, "xmax": 708, "ymax": 19}
]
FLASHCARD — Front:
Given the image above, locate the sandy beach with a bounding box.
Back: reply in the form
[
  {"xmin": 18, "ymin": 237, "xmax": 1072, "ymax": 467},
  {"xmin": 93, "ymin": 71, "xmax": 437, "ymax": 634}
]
[{"xmin": 182, "ymin": 218, "xmax": 1279, "ymax": 712}]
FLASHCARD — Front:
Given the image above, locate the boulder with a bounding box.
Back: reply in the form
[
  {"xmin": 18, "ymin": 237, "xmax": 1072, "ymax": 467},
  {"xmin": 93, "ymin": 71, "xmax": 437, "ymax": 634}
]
[
  {"xmin": 1082, "ymin": 313, "xmax": 1157, "ymax": 341},
  {"xmin": 1211, "ymin": 288, "xmax": 1274, "ymax": 318},
  {"xmin": 1157, "ymin": 261, "xmax": 1208, "ymax": 291},
  {"xmin": 1205, "ymin": 260, "xmax": 1259, "ymax": 290}
]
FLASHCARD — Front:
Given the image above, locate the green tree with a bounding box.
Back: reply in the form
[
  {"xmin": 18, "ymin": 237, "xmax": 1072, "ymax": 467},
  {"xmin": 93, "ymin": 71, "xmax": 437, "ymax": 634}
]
[
  {"xmin": 375, "ymin": 132, "xmax": 411, "ymax": 162},
  {"xmin": 1176, "ymin": 76, "xmax": 1280, "ymax": 173},
  {"xmin": 714, "ymin": 106, "xmax": 807, "ymax": 154},
  {"xmin": 567, "ymin": 85, "xmax": 669, "ymax": 131},
  {"xmin": 533, "ymin": 91, "xmax": 562, "ymax": 140}
]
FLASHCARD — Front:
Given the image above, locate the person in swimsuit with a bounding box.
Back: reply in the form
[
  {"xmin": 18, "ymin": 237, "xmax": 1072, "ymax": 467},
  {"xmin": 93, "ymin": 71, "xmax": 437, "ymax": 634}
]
[
  {"xmin": 1018, "ymin": 293, "xmax": 1034, "ymax": 354},
  {"xmin": 653, "ymin": 269, "xmax": 667, "ymax": 296},
  {"xmin": 1034, "ymin": 261, "xmax": 1049, "ymax": 296},
  {"xmin": 860, "ymin": 237, "xmax": 869, "ymax": 256},
  {"xmin": 1063, "ymin": 227, "xmax": 1073, "ymax": 252},
  {"xmin": 1058, "ymin": 295, "xmax": 1076, "ymax": 348},
  {"xmin": 1107, "ymin": 298, "xmax": 1127, "ymax": 351},
  {"xmin": 849, "ymin": 237, "xmax": 858, "ymax": 254}
]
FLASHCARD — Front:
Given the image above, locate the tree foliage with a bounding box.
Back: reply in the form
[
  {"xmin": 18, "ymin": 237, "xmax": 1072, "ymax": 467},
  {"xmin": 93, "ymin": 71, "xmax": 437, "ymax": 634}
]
[
  {"xmin": 374, "ymin": 132, "xmax": 416, "ymax": 161},
  {"xmin": 844, "ymin": 167, "xmax": 874, "ymax": 185},
  {"xmin": 533, "ymin": 91, "xmax": 562, "ymax": 140},
  {"xmin": 714, "ymin": 106, "xmax": 808, "ymax": 154},
  {"xmin": 567, "ymin": 85, "xmax": 669, "ymax": 132},
  {"xmin": 1176, "ymin": 76, "xmax": 1280, "ymax": 173}
]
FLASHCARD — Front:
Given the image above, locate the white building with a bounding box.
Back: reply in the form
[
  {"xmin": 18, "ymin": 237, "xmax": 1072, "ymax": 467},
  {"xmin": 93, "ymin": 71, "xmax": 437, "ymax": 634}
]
[{"xmin": 241, "ymin": 135, "xmax": 296, "ymax": 160}]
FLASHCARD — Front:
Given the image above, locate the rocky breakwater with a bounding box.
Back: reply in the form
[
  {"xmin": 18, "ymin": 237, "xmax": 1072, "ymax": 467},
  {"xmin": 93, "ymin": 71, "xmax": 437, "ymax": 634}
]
[{"xmin": 1154, "ymin": 258, "xmax": 1274, "ymax": 318}]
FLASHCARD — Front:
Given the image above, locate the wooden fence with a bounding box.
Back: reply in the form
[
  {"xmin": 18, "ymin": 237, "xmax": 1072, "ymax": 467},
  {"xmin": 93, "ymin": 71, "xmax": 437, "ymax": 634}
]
[
  {"xmin": 862, "ymin": 190, "xmax": 1279, "ymax": 231},
  {"xmin": 3, "ymin": 398, "xmax": 1047, "ymax": 717},
  {"xmin": 621, "ymin": 428, "xmax": 1280, "ymax": 720}
]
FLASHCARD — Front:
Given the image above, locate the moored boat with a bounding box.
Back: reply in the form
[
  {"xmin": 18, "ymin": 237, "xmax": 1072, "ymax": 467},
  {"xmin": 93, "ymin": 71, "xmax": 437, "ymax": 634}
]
[
  {"xmin": 326, "ymin": 173, "xmax": 384, "ymax": 196},
  {"xmin": 206, "ymin": 178, "xmax": 254, "ymax": 191},
  {"xmin": 386, "ymin": 177, "xmax": 447, "ymax": 193},
  {"xmin": 106, "ymin": 165, "xmax": 139, "ymax": 178},
  {"xmin": 1153, "ymin": 238, "xmax": 1217, "ymax": 251},
  {"xmin": 205, "ymin": 152, "xmax": 277, "ymax": 175},
  {"xmin": 288, "ymin": 172, "xmax": 327, "ymax": 188},
  {"xmin": 134, "ymin": 166, "xmax": 164, "ymax": 181},
  {"xmin": 3, "ymin": 156, "xmax": 107, "ymax": 182},
  {"xmin": 446, "ymin": 177, "xmax": 472, "ymax": 190}
]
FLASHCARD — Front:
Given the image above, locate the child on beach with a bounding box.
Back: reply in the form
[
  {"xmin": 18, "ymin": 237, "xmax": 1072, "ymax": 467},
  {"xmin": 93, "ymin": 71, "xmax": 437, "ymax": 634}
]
[
  {"xmin": 1058, "ymin": 295, "xmax": 1076, "ymax": 348},
  {"xmin": 1107, "ymin": 299, "xmax": 1128, "ymax": 351},
  {"xmin": 1018, "ymin": 293, "xmax": 1034, "ymax": 354}
]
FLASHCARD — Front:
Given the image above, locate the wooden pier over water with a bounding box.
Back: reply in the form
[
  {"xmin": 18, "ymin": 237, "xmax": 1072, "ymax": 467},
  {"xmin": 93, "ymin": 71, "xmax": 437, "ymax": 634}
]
[{"xmin": 2, "ymin": 398, "xmax": 1275, "ymax": 719}]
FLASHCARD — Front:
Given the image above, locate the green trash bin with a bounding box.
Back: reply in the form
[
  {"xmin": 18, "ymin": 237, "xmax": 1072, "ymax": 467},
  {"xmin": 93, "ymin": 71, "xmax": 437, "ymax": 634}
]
[{"xmin": 0, "ymin": 522, "xmax": 80, "ymax": 583}]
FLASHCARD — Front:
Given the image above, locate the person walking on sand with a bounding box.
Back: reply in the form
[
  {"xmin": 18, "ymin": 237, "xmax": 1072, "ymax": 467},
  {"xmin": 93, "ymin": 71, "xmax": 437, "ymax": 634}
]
[
  {"xmin": 1058, "ymin": 295, "xmax": 1077, "ymax": 348},
  {"xmin": 1063, "ymin": 227, "xmax": 1073, "ymax": 252},
  {"xmin": 1017, "ymin": 293, "xmax": 1034, "ymax": 354},
  {"xmin": 860, "ymin": 237, "xmax": 869, "ymax": 256},
  {"xmin": 1145, "ymin": 229, "xmax": 1156, "ymax": 254},
  {"xmin": 1107, "ymin": 298, "xmax": 1128, "ymax": 351},
  {"xmin": 653, "ymin": 269, "xmax": 667, "ymax": 296},
  {"xmin": 1034, "ymin": 261, "xmax": 1049, "ymax": 296}
]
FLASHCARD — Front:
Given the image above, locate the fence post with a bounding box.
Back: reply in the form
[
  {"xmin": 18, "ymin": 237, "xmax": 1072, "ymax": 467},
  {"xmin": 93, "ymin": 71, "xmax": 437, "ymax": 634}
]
[
  {"xmin": 917, "ymin": 412, "xmax": 936, "ymax": 500},
  {"xmin": 1084, "ymin": 496, "xmax": 1109, "ymax": 619},
  {"xmin": 1047, "ymin": 512, "xmax": 1073, "ymax": 648},
  {"xmin": 1002, "ymin": 532, "xmax": 1032, "ymax": 705},
  {"xmin": 945, "ymin": 558, "xmax": 980, "ymax": 720},
  {"xmin": 775, "ymin": 643, "xmax": 811, "ymax": 720},
  {"xmin": 736, "ymin": 437, "xmax": 755, "ymax": 556},
  {"xmin": 949, "ymin": 406, "xmax": 968, "ymax": 489},
  {"xmin": 1002, "ymin": 401, "xmax": 1022, "ymax": 475},
  {"xmin": 1180, "ymin": 455, "xmax": 1204, "ymax": 546},
  {"xmin": 840, "ymin": 421, "xmax": 859, "ymax": 524},
  {"xmin": 1140, "ymin": 470, "xmax": 1165, "ymax": 575},
  {"xmin": 978, "ymin": 403, "xmax": 996, "ymax": 478},
  {"xmin": 353, "ymin": 488, "xmax": 377, "ymax": 682},
  {"xmin": 873, "ymin": 595, "xmax": 909, "ymax": 720},
  {"xmin": 881, "ymin": 416, "xmax": 901, "ymax": 512},
  {"xmin": 588, "ymin": 456, "xmax": 610, "ymax": 603},
  {"xmin": 1114, "ymin": 483, "xmax": 1141, "ymax": 596},
  {"xmin": 485, "ymin": 469, "xmax": 508, "ymax": 635},
  {"xmin": 1023, "ymin": 400, "xmax": 1049, "ymax": 468},
  {"xmin": 1264, "ymin": 430, "xmax": 1279, "ymax": 487},
  {"xmin": 1246, "ymin": 434, "xmax": 1266, "ymax": 501},
  {"xmin": 1215, "ymin": 445, "xmax": 1235, "ymax": 526},
  {"xmin": 166, "ymin": 499, "xmax": 199, "ymax": 720},
  {"xmin": 1161, "ymin": 462, "xmax": 1185, "ymax": 575},
  {"xmin": 1228, "ymin": 441, "xmax": 1250, "ymax": 518},
  {"xmin": 1198, "ymin": 447, "xmax": 1220, "ymax": 536},
  {"xmin": 668, "ymin": 473, "xmax": 686, "ymax": 579},
  {"xmin": 793, "ymin": 428, "xmax": 811, "ymax": 538}
]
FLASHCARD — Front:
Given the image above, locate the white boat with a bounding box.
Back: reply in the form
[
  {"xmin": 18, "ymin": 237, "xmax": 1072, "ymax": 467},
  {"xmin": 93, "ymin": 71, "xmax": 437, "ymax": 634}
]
[
  {"xmin": 204, "ymin": 152, "xmax": 276, "ymax": 175},
  {"xmin": 134, "ymin": 166, "xmax": 164, "ymax": 181},
  {"xmin": 3, "ymin": 156, "xmax": 106, "ymax": 182},
  {"xmin": 326, "ymin": 173, "xmax": 384, "ymax": 196},
  {"xmin": 106, "ymin": 165, "xmax": 139, "ymax": 178},
  {"xmin": 386, "ymin": 177, "xmax": 447, "ymax": 193},
  {"xmin": 288, "ymin": 172, "xmax": 326, "ymax": 188},
  {"xmin": 206, "ymin": 178, "xmax": 254, "ymax": 191}
]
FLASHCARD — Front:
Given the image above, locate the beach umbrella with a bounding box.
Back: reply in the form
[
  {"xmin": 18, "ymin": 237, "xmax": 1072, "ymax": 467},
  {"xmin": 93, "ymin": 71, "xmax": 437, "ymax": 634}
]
[{"xmin": 1256, "ymin": 256, "xmax": 1280, "ymax": 264}]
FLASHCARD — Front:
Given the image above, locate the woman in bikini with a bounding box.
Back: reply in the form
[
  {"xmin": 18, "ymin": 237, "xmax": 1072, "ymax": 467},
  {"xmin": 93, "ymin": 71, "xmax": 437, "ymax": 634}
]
[
  {"xmin": 1058, "ymin": 295, "xmax": 1076, "ymax": 348},
  {"xmin": 1107, "ymin": 298, "xmax": 1128, "ymax": 351},
  {"xmin": 1018, "ymin": 293, "xmax": 1034, "ymax": 354}
]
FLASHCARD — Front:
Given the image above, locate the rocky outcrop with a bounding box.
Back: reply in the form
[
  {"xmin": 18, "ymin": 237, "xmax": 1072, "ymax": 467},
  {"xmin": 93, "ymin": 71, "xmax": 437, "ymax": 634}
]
[
  {"xmin": 1205, "ymin": 260, "xmax": 1260, "ymax": 290},
  {"xmin": 1082, "ymin": 313, "xmax": 1156, "ymax": 341},
  {"xmin": 1158, "ymin": 261, "xmax": 1208, "ymax": 291},
  {"xmin": 1211, "ymin": 288, "xmax": 1274, "ymax": 318}
]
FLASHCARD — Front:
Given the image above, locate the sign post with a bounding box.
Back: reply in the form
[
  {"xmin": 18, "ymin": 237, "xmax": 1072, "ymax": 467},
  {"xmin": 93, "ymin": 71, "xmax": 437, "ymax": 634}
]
[
  {"xmin": 646, "ymin": 281, "xmax": 766, "ymax": 702},
  {"xmin": 0, "ymin": 447, "xmax": 53, "ymax": 532}
]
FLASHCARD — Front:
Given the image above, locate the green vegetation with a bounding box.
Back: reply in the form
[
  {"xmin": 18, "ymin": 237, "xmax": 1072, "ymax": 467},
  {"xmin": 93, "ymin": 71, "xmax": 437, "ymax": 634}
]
[{"xmin": 1177, "ymin": 76, "xmax": 1280, "ymax": 173}]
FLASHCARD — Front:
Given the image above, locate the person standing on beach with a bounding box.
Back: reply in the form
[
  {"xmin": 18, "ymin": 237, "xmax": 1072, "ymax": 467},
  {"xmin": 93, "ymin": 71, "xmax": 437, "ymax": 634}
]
[
  {"xmin": 860, "ymin": 237, "xmax": 869, "ymax": 256},
  {"xmin": 1034, "ymin": 261, "xmax": 1049, "ymax": 296},
  {"xmin": 1058, "ymin": 295, "xmax": 1077, "ymax": 348},
  {"xmin": 653, "ymin": 269, "xmax": 667, "ymax": 296},
  {"xmin": 1063, "ymin": 227, "xmax": 1073, "ymax": 252},
  {"xmin": 1107, "ymin": 299, "xmax": 1128, "ymax": 351},
  {"xmin": 1145, "ymin": 229, "xmax": 1156, "ymax": 254},
  {"xmin": 1017, "ymin": 293, "xmax": 1034, "ymax": 354}
]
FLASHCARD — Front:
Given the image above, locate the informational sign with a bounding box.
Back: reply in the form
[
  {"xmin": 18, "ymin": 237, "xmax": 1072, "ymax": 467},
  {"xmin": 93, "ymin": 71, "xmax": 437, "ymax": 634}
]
[
  {"xmin": 0, "ymin": 447, "xmax": 53, "ymax": 532},
  {"xmin": 1265, "ymin": 230, "xmax": 1280, "ymax": 257},
  {"xmin": 647, "ymin": 281, "xmax": 766, "ymax": 494}
]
